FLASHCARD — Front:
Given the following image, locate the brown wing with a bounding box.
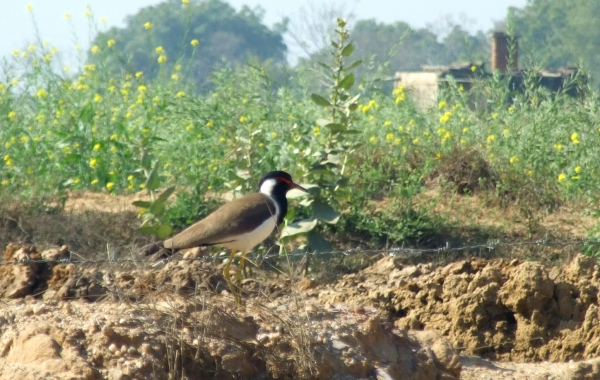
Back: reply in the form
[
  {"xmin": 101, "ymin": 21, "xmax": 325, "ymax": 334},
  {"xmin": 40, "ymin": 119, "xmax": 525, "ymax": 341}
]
[{"xmin": 163, "ymin": 193, "xmax": 277, "ymax": 250}]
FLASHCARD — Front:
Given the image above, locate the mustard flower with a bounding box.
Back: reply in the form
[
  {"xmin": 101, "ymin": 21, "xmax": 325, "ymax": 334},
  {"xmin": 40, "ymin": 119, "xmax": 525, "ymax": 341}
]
[
  {"xmin": 191, "ymin": 39, "xmax": 199, "ymax": 47},
  {"xmin": 89, "ymin": 158, "xmax": 98, "ymax": 168},
  {"xmin": 107, "ymin": 39, "xmax": 116, "ymax": 47},
  {"xmin": 144, "ymin": 22, "xmax": 153, "ymax": 30},
  {"xmin": 571, "ymin": 133, "xmax": 580, "ymax": 144},
  {"xmin": 558, "ymin": 173, "xmax": 566, "ymax": 183},
  {"xmin": 91, "ymin": 45, "xmax": 100, "ymax": 54},
  {"xmin": 176, "ymin": 91, "xmax": 185, "ymax": 98}
]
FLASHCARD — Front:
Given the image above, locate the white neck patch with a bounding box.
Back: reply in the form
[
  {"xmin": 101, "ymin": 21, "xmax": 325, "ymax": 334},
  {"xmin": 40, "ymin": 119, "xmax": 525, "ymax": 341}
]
[{"xmin": 259, "ymin": 178, "xmax": 277, "ymax": 196}]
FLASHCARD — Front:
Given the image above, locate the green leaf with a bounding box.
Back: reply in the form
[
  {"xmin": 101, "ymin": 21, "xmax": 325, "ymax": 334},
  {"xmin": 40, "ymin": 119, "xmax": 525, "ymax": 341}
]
[
  {"xmin": 344, "ymin": 60, "xmax": 363, "ymax": 71},
  {"xmin": 324, "ymin": 123, "xmax": 347, "ymax": 133},
  {"xmin": 64, "ymin": 154, "xmax": 82, "ymax": 164},
  {"xmin": 341, "ymin": 43, "xmax": 354, "ymax": 57},
  {"xmin": 307, "ymin": 231, "xmax": 333, "ymax": 253},
  {"xmin": 132, "ymin": 200, "xmax": 152, "ymax": 209},
  {"xmin": 158, "ymin": 186, "xmax": 176, "ymax": 203},
  {"xmin": 280, "ymin": 218, "xmax": 318, "ymax": 238},
  {"xmin": 312, "ymin": 200, "xmax": 340, "ymax": 224},
  {"xmin": 149, "ymin": 200, "xmax": 166, "ymax": 217},
  {"xmin": 145, "ymin": 164, "xmax": 161, "ymax": 191},
  {"xmin": 338, "ymin": 73, "xmax": 355, "ymax": 90},
  {"xmin": 341, "ymin": 129, "xmax": 361, "ymax": 134},
  {"xmin": 311, "ymin": 94, "xmax": 331, "ymax": 108},
  {"xmin": 141, "ymin": 151, "xmax": 152, "ymax": 170},
  {"xmin": 316, "ymin": 118, "xmax": 332, "ymax": 127},
  {"xmin": 137, "ymin": 225, "xmax": 159, "ymax": 235},
  {"xmin": 156, "ymin": 224, "xmax": 173, "ymax": 239}
]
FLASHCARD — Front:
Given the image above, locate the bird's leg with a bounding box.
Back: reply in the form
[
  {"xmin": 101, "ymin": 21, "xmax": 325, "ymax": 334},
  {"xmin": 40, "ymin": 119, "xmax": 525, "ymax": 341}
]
[
  {"xmin": 224, "ymin": 249, "xmax": 240, "ymax": 304},
  {"xmin": 235, "ymin": 251, "xmax": 247, "ymax": 301}
]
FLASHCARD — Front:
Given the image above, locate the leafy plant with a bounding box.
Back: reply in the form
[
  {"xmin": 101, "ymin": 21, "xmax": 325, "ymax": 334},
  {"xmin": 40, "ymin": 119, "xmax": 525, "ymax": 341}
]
[{"xmin": 280, "ymin": 18, "xmax": 362, "ymax": 253}]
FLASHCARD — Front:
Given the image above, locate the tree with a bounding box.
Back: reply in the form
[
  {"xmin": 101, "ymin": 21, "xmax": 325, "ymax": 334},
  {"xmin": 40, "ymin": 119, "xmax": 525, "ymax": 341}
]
[
  {"xmin": 92, "ymin": 0, "xmax": 287, "ymax": 89},
  {"xmin": 508, "ymin": 0, "xmax": 600, "ymax": 83}
]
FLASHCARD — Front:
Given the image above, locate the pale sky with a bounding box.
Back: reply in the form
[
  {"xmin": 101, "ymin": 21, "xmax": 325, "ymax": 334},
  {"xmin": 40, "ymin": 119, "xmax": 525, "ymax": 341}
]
[{"xmin": 1, "ymin": 0, "xmax": 527, "ymax": 64}]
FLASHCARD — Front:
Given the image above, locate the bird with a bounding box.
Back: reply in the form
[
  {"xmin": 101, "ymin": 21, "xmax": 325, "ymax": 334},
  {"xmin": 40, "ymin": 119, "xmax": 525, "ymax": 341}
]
[{"xmin": 145, "ymin": 170, "xmax": 307, "ymax": 300}]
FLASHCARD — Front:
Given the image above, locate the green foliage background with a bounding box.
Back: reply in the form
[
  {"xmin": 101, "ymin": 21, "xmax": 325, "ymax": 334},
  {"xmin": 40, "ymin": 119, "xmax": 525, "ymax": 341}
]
[{"xmin": 3, "ymin": 0, "xmax": 600, "ymax": 255}]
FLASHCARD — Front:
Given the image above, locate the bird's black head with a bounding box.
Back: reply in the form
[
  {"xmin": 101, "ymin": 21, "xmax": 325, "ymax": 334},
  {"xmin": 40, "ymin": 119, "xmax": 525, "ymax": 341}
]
[{"xmin": 258, "ymin": 171, "xmax": 307, "ymax": 196}]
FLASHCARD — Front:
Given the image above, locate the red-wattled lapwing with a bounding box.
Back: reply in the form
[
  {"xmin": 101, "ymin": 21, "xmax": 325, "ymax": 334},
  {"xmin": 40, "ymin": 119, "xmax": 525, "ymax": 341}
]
[{"xmin": 145, "ymin": 171, "xmax": 307, "ymax": 300}]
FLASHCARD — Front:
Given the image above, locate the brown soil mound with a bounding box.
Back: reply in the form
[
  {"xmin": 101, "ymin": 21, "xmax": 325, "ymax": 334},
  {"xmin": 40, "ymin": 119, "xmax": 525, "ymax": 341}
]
[
  {"xmin": 319, "ymin": 254, "xmax": 600, "ymax": 362},
  {"xmin": 0, "ymin": 244, "xmax": 460, "ymax": 379}
]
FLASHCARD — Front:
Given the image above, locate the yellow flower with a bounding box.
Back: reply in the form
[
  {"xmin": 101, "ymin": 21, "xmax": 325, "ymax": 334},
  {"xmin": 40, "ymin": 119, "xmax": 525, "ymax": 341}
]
[
  {"xmin": 37, "ymin": 89, "xmax": 47, "ymax": 98},
  {"xmin": 107, "ymin": 39, "xmax": 116, "ymax": 47},
  {"xmin": 558, "ymin": 173, "xmax": 566, "ymax": 183},
  {"xmin": 369, "ymin": 136, "xmax": 377, "ymax": 143},
  {"xmin": 219, "ymin": 137, "xmax": 226, "ymax": 142},
  {"xmin": 412, "ymin": 137, "xmax": 419, "ymax": 145},
  {"xmin": 271, "ymin": 132, "xmax": 278, "ymax": 138},
  {"xmin": 458, "ymin": 85, "xmax": 464, "ymax": 92},
  {"xmin": 176, "ymin": 91, "xmax": 185, "ymax": 98},
  {"xmin": 171, "ymin": 74, "xmax": 179, "ymax": 81},
  {"xmin": 554, "ymin": 144, "xmax": 563, "ymax": 151},
  {"xmin": 64, "ymin": 13, "xmax": 71, "ymax": 20},
  {"xmin": 144, "ymin": 22, "xmax": 153, "ymax": 30},
  {"xmin": 21, "ymin": 136, "xmax": 29, "ymax": 143},
  {"xmin": 438, "ymin": 101, "xmax": 446, "ymax": 109},
  {"xmin": 175, "ymin": 65, "xmax": 182, "ymax": 71},
  {"xmin": 91, "ymin": 45, "xmax": 100, "ymax": 54},
  {"xmin": 91, "ymin": 179, "xmax": 99, "ymax": 185},
  {"xmin": 439, "ymin": 111, "xmax": 452, "ymax": 124},
  {"xmin": 509, "ymin": 156, "xmax": 519, "ymax": 164},
  {"xmin": 471, "ymin": 65, "xmax": 477, "ymax": 72},
  {"xmin": 135, "ymin": 71, "xmax": 143, "ymax": 78},
  {"xmin": 206, "ymin": 121, "xmax": 214, "ymax": 127},
  {"xmin": 155, "ymin": 46, "xmax": 164, "ymax": 54},
  {"xmin": 575, "ymin": 166, "xmax": 582, "ymax": 174},
  {"xmin": 508, "ymin": 106, "xmax": 515, "ymax": 112},
  {"xmin": 486, "ymin": 135, "xmax": 496, "ymax": 143},
  {"xmin": 138, "ymin": 85, "xmax": 147, "ymax": 93},
  {"xmin": 571, "ymin": 132, "xmax": 580, "ymax": 144},
  {"xmin": 191, "ymin": 39, "xmax": 199, "ymax": 47},
  {"xmin": 94, "ymin": 94, "xmax": 103, "ymax": 102},
  {"xmin": 127, "ymin": 175, "xmax": 134, "ymax": 181},
  {"xmin": 89, "ymin": 158, "xmax": 98, "ymax": 168},
  {"xmin": 239, "ymin": 116, "xmax": 248, "ymax": 123},
  {"xmin": 93, "ymin": 143, "xmax": 101, "ymax": 151},
  {"xmin": 502, "ymin": 129, "xmax": 510, "ymax": 137},
  {"xmin": 28, "ymin": 45, "xmax": 36, "ymax": 52},
  {"xmin": 1, "ymin": 179, "xmax": 9, "ymax": 186},
  {"xmin": 101, "ymin": 17, "xmax": 107, "ymax": 23},
  {"xmin": 383, "ymin": 121, "xmax": 391, "ymax": 127},
  {"xmin": 572, "ymin": 175, "xmax": 580, "ymax": 181},
  {"xmin": 106, "ymin": 182, "xmax": 115, "ymax": 190},
  {"xmin": 110, "ymin": 134, "xmax": 118, "ymax": 141},
  {"xmin": 84, "ymin": 10, "xmax": 92, "ymax": 18},
  {"xmin": 26, "ymin": 5, "xmax": 33, "ymax": 12},
  {"xmin": 158, "ymin": 55, "xmax": 167, "ymax": 64},
  {"xmin": 313, "ymin": 126, "xmax": 321, "ymax": 137},
  {"xmin": 386, "ymin": 133, "xmax": 394, "ymax": 142},
  {"xmin": 182, "ymin": 0, "xmax": 190, "ymax": 3}
]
